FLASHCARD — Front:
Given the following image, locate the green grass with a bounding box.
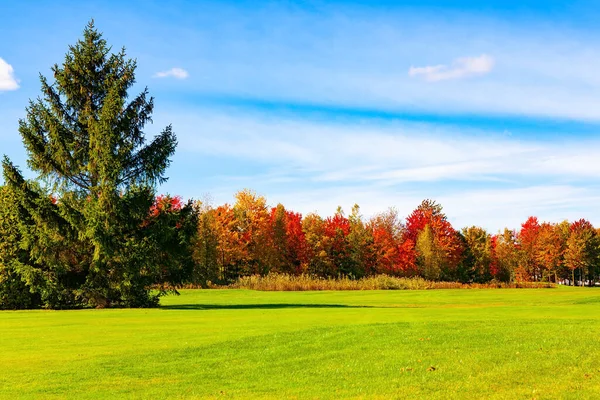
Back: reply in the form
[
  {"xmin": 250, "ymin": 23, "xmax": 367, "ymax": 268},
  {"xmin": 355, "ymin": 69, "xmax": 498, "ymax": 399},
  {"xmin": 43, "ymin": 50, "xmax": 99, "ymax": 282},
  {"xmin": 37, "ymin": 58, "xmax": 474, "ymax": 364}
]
[{"xmin": 1, "ymin": 287, "xmax": 600, "ymax": 399}]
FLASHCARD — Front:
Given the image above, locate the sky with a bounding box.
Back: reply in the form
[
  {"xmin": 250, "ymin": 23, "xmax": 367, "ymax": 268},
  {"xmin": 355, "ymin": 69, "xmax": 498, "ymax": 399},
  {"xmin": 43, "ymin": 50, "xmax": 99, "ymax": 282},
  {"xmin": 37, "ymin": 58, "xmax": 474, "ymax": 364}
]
[{"xmin": 1, "ymin": 0, "xmax": 600, "ymax": 232}]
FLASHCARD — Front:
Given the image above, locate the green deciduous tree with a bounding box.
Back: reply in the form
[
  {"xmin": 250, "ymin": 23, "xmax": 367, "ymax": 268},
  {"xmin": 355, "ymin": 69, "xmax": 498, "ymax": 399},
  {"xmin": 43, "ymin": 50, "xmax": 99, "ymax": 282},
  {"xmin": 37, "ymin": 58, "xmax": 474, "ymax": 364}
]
[
  {"xmin": 415, "ymin": 224, "xmax": 444, "ymax": 280},
  {"xmin": 347, "ymin": 204, "xmax": 375, "ymax": 278},
  {"xmin": 192, "ymin": 201, "xmax": 220, "ymax": 285},
  {"xmin": 460, "ymin": 226, "xmax": 493, "ymax": 283}
]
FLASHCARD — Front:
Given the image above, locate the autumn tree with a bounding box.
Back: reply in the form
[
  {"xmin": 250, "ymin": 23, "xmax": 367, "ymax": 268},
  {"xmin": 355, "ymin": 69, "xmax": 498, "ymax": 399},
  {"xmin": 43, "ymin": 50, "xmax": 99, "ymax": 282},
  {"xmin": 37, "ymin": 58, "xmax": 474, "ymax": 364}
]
[
  {"xmin": 518, "ymin": 217, "xmax": 541, "ymax": 281},
  {"xmin": 368, "ymin": 208, "xmax": 416, "ymax": 276},
  {"xmin": 284, "ymin": 210, "xmax": 309, "ymax": 274},
  {"xmin": 269, "ymin": 204, "xmax": 308, "ymax": 274},
  {"xmin": 233, "ymin": 189, "xmax": 272, "ymax": 275},
  {"xmin": 192, "ymin": 202, "xmax": 220, "ymax": 285},
  {"xmin": 303, "ymin": 213, "xmax": 328, "ymax": 277},
  {"xmin": 347, "ymin": 205, "xmax": 376, "ymax": 278},
  {"xmin": 490, "ymin": 229, "xmax": 519, "ymax": 282},
  {"xmin": 534, "ymin": 222, "xmax": 566, "ymax": 282},
  {"xmin": 212, "ymin": 204, "xmax": 247, "ymax": 282},
  {"xmin": 269, "ymin": 204, "xmax": 289, "ymax": 274},
  {"xmin": 564, "ymin": 219, "xmax": 599, "ymax": 286},
  {"xmin": 1, "ymin": 22, "xmax": 183, "ymax": 308},
  {"xmin": 406, "ymin": 200, "xmax": 462, "ymax": 280},
  {"xmin": 322, "ymin": 207, "xmax": 353, "ymax": 277}
]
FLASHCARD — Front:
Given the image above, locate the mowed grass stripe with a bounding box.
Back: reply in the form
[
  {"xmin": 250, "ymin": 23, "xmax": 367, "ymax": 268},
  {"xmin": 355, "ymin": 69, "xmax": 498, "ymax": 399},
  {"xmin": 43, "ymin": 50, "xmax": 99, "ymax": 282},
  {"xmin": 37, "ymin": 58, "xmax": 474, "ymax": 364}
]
[{"xmin": 1, "ymin": 288, "xmax": 600, "ymax": 399}]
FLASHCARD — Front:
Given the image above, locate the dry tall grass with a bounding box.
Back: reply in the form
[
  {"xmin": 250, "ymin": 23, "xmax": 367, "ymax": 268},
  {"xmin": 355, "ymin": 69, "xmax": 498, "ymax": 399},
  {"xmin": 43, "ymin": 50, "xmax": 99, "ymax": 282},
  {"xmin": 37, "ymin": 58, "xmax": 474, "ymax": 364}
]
[{"xmin": 219, "ymin": 274, "xmax": 556, "ymax": 291}]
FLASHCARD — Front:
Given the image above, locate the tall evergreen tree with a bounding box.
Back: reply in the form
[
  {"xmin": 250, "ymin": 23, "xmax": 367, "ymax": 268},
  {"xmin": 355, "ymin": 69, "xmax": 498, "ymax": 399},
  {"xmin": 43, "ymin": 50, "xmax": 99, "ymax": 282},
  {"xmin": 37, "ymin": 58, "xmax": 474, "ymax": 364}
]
[{"xmin": 2, "ymin": 21, "xmax": 182, "ymax": 308}]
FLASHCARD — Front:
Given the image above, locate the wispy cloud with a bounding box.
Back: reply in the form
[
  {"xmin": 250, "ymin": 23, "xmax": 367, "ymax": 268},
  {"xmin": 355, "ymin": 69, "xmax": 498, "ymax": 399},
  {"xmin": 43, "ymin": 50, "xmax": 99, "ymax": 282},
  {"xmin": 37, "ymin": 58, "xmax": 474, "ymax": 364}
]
[
  {"xmin": 0, "ymin": 58, "xmax": 19, "ymax": 91},
  {"xmin": 165, "ymin": 110, "xmax": 600, "ymax": 183},
  {"xmin": 153, "ymin": 67, "xmax": 189, "ymax": 79},
  {"xmin": 408, "ymin": 54, "xmax": 495, "ymax": 82},
  {"xmin": 153, "ymin": 109, "xmax": 600, "ymax": 231}
]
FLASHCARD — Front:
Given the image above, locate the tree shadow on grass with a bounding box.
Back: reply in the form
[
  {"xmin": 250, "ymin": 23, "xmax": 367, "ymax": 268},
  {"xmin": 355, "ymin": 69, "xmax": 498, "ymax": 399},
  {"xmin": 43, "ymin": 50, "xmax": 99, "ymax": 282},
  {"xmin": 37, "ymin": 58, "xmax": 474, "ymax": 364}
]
[{"xmin": 160, "ymin": 303, "xmax": 373, "ymax": 310}]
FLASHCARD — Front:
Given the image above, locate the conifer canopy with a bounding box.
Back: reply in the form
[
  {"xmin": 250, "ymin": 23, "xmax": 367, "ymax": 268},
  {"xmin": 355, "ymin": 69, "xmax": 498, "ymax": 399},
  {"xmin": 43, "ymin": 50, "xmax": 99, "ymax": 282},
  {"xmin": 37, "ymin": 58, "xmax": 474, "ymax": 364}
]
[{"xmin": 1, "ymin": 21, "xmax": 192, "ymax": 308}]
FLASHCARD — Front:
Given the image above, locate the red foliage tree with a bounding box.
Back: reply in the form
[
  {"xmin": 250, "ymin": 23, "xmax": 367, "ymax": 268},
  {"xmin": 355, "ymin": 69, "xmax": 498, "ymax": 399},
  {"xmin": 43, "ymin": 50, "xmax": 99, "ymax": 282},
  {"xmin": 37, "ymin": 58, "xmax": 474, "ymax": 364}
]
[
  {"xmin": 322, "ymin": 208, "xmax": 353, "ymax": 276},
  {"xmin": 268, "ymin": 205, "xmax": 308, "ymax": 274},
  {"xmin": 369, "ymin": 209, "xmax": 416, "ymax": 275},
  {"xmin": 285, "ymin": 210, "xmax": 309, "ymax": 273},
  {"xmin": 405, "ymin": 200, "xmax": 462, "ymax": 279},
  {"xmin": 518, "ymin": 216, "xmax": 540, "ymax": 280}
]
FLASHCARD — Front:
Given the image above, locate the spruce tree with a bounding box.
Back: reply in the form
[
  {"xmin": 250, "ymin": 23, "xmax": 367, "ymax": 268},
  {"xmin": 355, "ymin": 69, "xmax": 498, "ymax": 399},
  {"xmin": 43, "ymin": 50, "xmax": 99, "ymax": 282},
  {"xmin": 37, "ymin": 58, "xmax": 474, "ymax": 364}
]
[{"xmin": 2, "ymin": 21, "xmax": 181, "ymax": 308}]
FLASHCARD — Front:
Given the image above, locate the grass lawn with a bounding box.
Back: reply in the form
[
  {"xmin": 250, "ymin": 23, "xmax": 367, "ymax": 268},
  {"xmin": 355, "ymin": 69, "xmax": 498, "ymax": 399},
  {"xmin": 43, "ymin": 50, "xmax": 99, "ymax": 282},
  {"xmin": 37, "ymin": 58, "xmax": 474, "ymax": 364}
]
[{"xmin": 1, "ymin": 287, "xmax": 600, "ymax": 399}]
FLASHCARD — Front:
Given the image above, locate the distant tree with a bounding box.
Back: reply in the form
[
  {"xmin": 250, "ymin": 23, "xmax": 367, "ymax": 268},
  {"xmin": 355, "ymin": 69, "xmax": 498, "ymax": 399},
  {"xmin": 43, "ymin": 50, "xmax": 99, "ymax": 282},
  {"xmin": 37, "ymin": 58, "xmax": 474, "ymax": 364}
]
[
  {"xmin": 322, "ymin": 207, "xmax": 353, "ymax": 277},
  {"xmin": 232, "ymin": 189, "xmax": 272, "ymax": 275},
  {"xmin": 518, "ymin": 217, "xmax": 541, "ymax": 281},
  {"xmin": 564, "ymin": 219, "xmax": 599, "ymax": 286},
  {"xmin": 415, "ymin": 224, "xmax": 444, "ymax": 280},
  {"xmin": 302, "ymin": 213, "xmax": 328, "ymax": 277},
  {"xmin": 534, "ymin": 222, "xmax": 565, "ymax": 282},
  {"xmin": 369, "ymin": 208, "xmax": 416, "ymax": 276},
  {"xmin": 192, "ymin": 202, "xmax": 220, "ymax": 285},
  {"xmin": 268, "ymin": 204, "xmax": 308, "ymax": 275},
  {"xmin": 460, "ymin": 226, "xmax": 493, "ymax": 283},
  {"xmin": 347, "ymin": 204, "xmax": 376, "ymax": 278},
  {"xmin": 491, "ymin": 229, "xmax": 519, "ymax": 283},
  {"xmin": 406, "ymin": 200, "xmax": 462, "ymax": 280},
  {"xmin": 2, "ymin": 22, "xmax": 183, "ymax": 308},
  {"xmin": 212, "ymin": 204, "xmax": 247, "ymax": 282},
  {"xmin": 284, "ymin": 210, "xmax": 309, "ymax": 274},
  {"xmin": 269, "ymin": 204, "xmax": 290, "ymax": 274}
]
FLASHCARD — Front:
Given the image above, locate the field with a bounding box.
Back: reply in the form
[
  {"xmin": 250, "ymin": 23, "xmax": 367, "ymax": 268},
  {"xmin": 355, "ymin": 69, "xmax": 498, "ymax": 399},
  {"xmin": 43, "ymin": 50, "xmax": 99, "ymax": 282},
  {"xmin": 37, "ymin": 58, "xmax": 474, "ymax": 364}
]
[{"xmin": 1, "ymin": 287, "xmax": 600, "ymax": 399}]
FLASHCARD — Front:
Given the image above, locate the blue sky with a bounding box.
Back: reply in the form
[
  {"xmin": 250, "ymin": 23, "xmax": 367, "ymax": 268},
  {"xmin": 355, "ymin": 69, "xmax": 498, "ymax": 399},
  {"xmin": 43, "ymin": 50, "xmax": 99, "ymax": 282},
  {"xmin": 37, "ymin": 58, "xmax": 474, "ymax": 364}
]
[{"xmin": 2, "ymin": 0, "xmax": 600, "ymax": 231}]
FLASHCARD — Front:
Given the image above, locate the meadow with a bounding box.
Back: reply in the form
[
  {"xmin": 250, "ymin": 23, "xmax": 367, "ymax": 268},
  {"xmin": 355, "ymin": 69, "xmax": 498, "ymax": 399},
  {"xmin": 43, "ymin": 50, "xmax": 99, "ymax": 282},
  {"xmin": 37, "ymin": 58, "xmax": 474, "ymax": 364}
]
[{"xmin": 1, "ymin": 287, "xmax": 600, "ymax": 399}]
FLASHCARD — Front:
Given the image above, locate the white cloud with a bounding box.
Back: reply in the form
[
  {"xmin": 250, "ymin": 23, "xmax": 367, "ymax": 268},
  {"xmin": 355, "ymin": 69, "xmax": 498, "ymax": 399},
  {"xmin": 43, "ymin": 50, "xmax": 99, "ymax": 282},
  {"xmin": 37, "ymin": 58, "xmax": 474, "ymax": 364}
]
[
  {"xmin": 153, "ymin": 67, "xmax": 189, "ymax": 79},
  {"xmin": 164, "ymin": 110, "xmax": 600, "ymax": 183},
  {"xmin": 153, "ymin": 109, "xmax": 600, "ymax": 231},
  {"xmin": 408, "ymin": 54, "xmax": 495, "ymax": 82},
  {"xmin": 0, "ymin": 58, "xmax": 19, "ymax": 91}
]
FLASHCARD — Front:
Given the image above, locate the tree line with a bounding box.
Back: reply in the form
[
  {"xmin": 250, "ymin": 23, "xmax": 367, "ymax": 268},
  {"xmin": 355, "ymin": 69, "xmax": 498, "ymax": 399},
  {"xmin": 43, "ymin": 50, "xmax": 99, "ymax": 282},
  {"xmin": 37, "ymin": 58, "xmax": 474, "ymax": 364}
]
[
  {"xmin": 1, "ymin": 22, "xmax": 598, "ymax": 310},
  {"xmin": 191, "ymin": 191, "xmax": 600, "ymax": 287}
]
